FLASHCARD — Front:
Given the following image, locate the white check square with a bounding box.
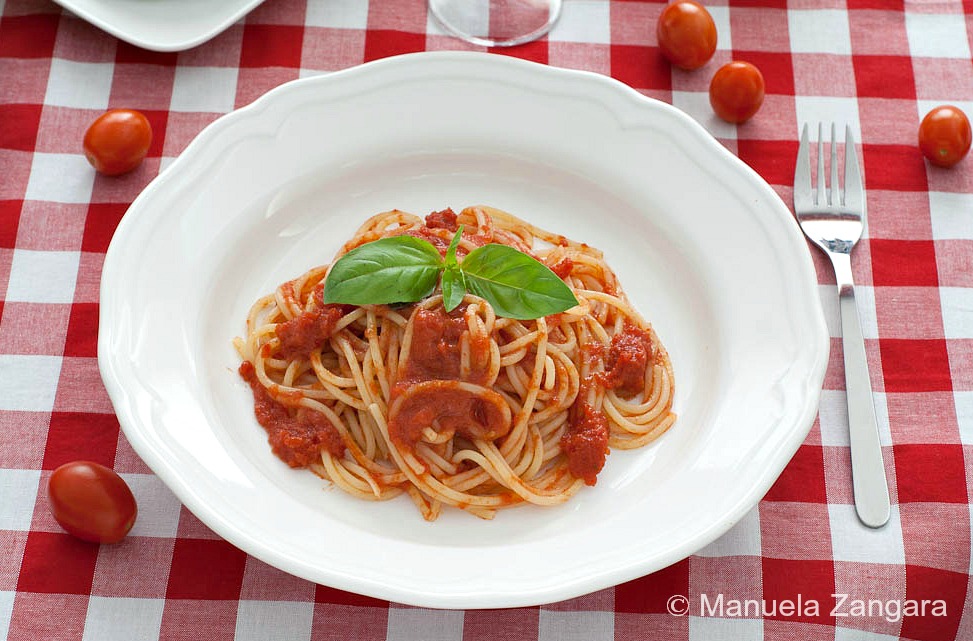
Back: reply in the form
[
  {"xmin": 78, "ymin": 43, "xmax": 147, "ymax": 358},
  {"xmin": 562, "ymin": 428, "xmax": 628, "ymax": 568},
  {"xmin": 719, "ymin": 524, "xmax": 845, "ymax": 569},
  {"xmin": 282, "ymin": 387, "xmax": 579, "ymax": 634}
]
[
  {"xmin": 235, "ymin": 601, "xmax": 313, "ymax": 641},
  {"xmin": 696, "ymin": 505, "xmax": 761, "ymax": 557},
  {"xmin": 538, "ymin": 610, "xmax": 613, "ymax": 641},
  {"xmin": 0, "ymin": 469, "xmax": 41, "ymax": 531},
  {"xmin": 955, "ymin": 391, "xmax": 973, "ymax": 446},
  {"xmin": 672, "ymin": 90, "xmax": 737, "ymax": 140},
  {"xmin": 819, "ymin": 390, "xmax": 892, "ymax": 448},
  {"xmin": 906, "ymin": 12, "xmax": 971, "ymax": 59},
  {"xmin": 689, "ymin": 615, "xmax": 762, "ymax": 641},
  {"xmin": 121, "ymin": 474, "xmax": 182, "ymax": 538},
  {"xmin": 0, "ymin": 591, "xmax": 14, "ymax": 641},
  {"xmin": 387, "ymin": 608, "xmax": 464, "ymax": 641},
  {"xmin": 550, "ymin": 1, "xmax": 610, "ymax": 44},
  {"xmin": 82, "ymin": 596, "xmax": 165, "ymax": 641},
  {"xmin": 25, "ymin": 153, "xmax": 96, "ymax": 204},
  {"xmin": 794, "ymin": 97, "xmax": 862, "ymax": 146},
  {"xmin": 44, "ymin": 59, "xmax": 113, "ymax": 110},
  {"xmin": 5, "ymin": 249, "xmax": 80, "ymax": 304},
  {"xmin": 941, "ymin": 287, "xmax": 973, "ymax": 339},
  {"xmin": 170, "ymin": 66, "xmax": 238, "ymax": 114},
  {"xmin": 829, "ymin": 504, "xmax": 905, "ymax": 564},
  {"xmin": 0, "ymin": 354, "xmax": 61, "ymax": 412},
  {"xmin": 834, "ymin": 627, "xmax": 901, "ymax": 641},
  {"xmin": 305, "ymin": 0, "xmax": 369, "ymax": 29},
  {"xmin": 928, "ymin": 191, "xmax": 973, "ymax": 240},
  {"xmin": 788, "ymin": 10, "xmax": 851, "ymax": 55}
]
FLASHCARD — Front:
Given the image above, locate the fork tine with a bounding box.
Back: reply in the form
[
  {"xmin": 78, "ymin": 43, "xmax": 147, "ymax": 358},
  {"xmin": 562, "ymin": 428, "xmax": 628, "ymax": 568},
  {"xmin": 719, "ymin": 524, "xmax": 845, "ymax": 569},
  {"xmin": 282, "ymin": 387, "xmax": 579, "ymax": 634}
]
[
  {"xmin": 829, "ymin": 123, "xmax": 839, "ymax": 206},
  {"xmin": 794, "ymin": 123, "xmax": 812, "ymax": 210},
  {"xmin": 843, "ymin": 124, "xmax": 864, "ymax": 213},
  {"xmin": 816, "ymin": 123, "xmax": 826, "ymax": 206}
]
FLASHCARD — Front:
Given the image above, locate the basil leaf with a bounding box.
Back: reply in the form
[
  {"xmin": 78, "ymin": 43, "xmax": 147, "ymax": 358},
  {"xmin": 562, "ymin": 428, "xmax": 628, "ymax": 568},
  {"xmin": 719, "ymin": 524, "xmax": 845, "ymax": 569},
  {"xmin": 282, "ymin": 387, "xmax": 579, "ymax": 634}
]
[
  {"xmin": 323, "ymin": 235, "xmax": 443, "ymax": 305},
  {"xmin": 441, "ymin": 227, "xmax": 466, "ymax": 312},
  {"xmin": 441, "ymin": 266, "xmax": 465, "ymax": 312},
  {"xmin": 460, "ymin": 244, "xmax": 579, "ymax": 320},
  {"xmin": 444, "ymin": 226, "xmax": 463, "ymax": 269}
]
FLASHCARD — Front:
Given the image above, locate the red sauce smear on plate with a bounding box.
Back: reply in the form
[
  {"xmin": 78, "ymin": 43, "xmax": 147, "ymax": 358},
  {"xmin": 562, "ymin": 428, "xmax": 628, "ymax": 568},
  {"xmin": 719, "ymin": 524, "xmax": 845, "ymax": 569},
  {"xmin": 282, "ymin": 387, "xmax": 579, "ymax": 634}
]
[{"xmin": 239, "ymin": 360, "xmax": 344, "ymax": 467}]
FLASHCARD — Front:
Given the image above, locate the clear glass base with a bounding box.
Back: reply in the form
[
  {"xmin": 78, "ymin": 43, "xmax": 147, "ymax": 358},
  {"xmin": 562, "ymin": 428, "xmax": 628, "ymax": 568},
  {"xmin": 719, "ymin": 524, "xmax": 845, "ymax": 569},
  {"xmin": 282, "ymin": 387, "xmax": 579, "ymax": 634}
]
[{"xmin": 429, "ymin": 0, "xmax": 562, "ymax": 48}]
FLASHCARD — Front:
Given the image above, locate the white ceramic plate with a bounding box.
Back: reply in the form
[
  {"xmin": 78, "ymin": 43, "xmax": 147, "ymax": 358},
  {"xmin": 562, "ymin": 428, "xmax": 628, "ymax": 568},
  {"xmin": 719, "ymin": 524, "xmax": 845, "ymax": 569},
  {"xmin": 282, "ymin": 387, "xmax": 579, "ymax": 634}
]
[
  {"xmin": 99, "ymin": 52, "xmax": 828, "ymax": 609},
  {"xmin": 54, "ymin": 0, "xmax": 264, "ymax": 51}
]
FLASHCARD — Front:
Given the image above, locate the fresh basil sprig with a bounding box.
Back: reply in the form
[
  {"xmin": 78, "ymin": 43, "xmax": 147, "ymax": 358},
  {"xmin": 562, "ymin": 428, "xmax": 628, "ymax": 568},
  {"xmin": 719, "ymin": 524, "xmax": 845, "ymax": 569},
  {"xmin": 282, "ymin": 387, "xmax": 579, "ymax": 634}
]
[
  {"xmin": 323, "ymin": 226, "xmax": 578, "ymax": 320},
  {"xmin": 322, "ymin": 235, "xmax": 443, "ymax": 305}
]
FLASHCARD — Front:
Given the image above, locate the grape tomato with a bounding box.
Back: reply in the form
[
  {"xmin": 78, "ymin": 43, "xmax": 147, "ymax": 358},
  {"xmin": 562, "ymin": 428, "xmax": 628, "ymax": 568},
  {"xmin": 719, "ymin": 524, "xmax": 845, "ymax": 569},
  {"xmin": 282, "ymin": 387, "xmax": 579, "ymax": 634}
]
[
  {"xmin": 918, "ymin": 105, "xmax": 971, "ymax": 168},
  {"xmin": 709, "ymin": 61, "xmax": 765, "ymax": 124},
  {"xmin": 656, "ymin": 0, "xmax": 718, "ymax": 71},
  {"xmin": 83, "ymin": 109, "xmax": 153, "ymax": 176},
  {"xmin": 48, "ymin": 461, "xmax": 138, "ymax": 544}
]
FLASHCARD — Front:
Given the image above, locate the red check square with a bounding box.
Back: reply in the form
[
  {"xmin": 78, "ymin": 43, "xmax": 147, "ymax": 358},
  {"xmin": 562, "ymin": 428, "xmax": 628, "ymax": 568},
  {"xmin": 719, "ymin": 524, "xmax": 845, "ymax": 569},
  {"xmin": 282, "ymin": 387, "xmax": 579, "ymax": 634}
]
[
  {"xmin": 0, "ymin": 200, "xmax": 20, "ymax": 248},
  {"xmin": 316, "ymin": 583, "xmax": 388, "ymax": 607},
  {"xmin": 0, "ymin": 14, "xmax": 59, "ymax": 59},
  {"xmin": 761, "ymin": 558, "xmax": 836, "ymax": 625},
  {"xmin": 610, "ymin": 44, "xmax": 671, "ymax": 93},
  {"xmin": 167, "ymin": 538, "xmax": 248, "ymax": 600},
  {"xmin": 853, "ymin": 55, "xmax": 916, "ymax": 98},
  {"xmin": 736, "ymin": 139, "xmax": 800, "ymax": 187},
  {"xmin": 0, "ymin": 104, "xmax": 41, "ymax": 151},
  {"xmin": 899, "ymin": 565, "xmax": 967, "ymax": 641},
  {"xmin": 894, "ymin": 443, "xmax": 967, "ymax": 503},
  {"xmin": 240, "ymin": 24, "xmax": 305, "ymax": 68},
  {"xmin": 870, "ymin": 239, "xmax": 939, "ymax": 287},
  {"xmin": 17, "ymin": 531, "xmax": 99, "ymax": 595},
  {"xmin": 879, "ymin": 338, "xmax": 952, "ymax": 393},
  {"xmin": 763, "ymin": 445, "xmax": 827, "ymax": 503},
  {"xmin": 364, "ymin": 29, "xmax": 426, "ymax": 62},
  {"xmin": 80, "ymin": 203, "xmax": 128, "ymax": 253},
  {"xmin": 862, "ymin": 144, "xmax": 929, "ymax": 192},
  {"xmin": 63, "ymin": 303, "xmax": 99, "ymax": 357},
  {"xmin": 614, "ymin": 558, "xmax": 689, "ymax": 613},
  {"xmin": 43, "ymin": 412, "xmax": 119, "ymax": 471}
]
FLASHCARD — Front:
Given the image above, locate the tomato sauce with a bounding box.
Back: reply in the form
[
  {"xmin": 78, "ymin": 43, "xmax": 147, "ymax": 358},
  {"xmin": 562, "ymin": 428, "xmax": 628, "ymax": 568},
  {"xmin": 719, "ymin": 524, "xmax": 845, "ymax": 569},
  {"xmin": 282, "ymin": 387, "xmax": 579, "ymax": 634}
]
[
  {"xmin": 239, "ymin": 361, "xmax": 344, "ymax": 467},
  {"xmin": 425, "ymin": 208, "xmax": 459, "ymax": 232},
  {"xmin": 401, "ymin": 307, "xmax": 491, "ymax": 384},
  {"xmin": 600, "ymin": 323, "xmax": 655, "ymax": 396},
  {"xmin": 274, "ymin": 304, "xmax": 345, "ymax": 360},
  {"xmin": 548, "ymin": 256, "xmax": 574, "ymax": 279},
  {"xmin": 388, "ymin": 304, "xmax": 503, "ymax": 450},
  {"xmin": 388, "ymin": 380, "xmax": 510, "ymax": 447},
  {"xmin": 560, "ymin": 401, "xmax": 610, "ymax": 485}
]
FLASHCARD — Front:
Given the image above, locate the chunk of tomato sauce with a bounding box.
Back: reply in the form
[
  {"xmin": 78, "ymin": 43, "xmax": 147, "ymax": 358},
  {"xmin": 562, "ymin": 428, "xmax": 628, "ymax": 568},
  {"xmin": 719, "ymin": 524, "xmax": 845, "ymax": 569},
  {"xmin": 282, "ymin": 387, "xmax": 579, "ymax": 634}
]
[
  {"xmin": 560, "ymin": 401, "xmax": 610, "ymax": 486},
  {"xmin": 401, "ymin": 306, "xmax": 491, "ymax": 384},
  {"xmin": 599, "ymin": 323, "xmax": 655, "ymax": 396},
  {"xmin": 388, "ymin": 380, "xmax": 510, "ymax": 448},
  {"xmin": 239, "ymin": 361, "xmax": 344, "ymax": 467},
  {"xmin": 424, "ymin": 207, "xmax": 459, "ymax": 232},
  {"xmin": 274, "ymin": 303, "xmax": 346, "ymax": 360}
]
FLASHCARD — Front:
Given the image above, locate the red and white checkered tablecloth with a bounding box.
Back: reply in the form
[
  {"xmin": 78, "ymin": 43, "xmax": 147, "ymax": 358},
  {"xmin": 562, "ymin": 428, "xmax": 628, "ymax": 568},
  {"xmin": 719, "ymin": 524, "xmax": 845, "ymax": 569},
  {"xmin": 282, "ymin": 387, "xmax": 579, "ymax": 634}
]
[{"xmin": 2, "ymin": 0, "xmax": 972, "ymax": 639}]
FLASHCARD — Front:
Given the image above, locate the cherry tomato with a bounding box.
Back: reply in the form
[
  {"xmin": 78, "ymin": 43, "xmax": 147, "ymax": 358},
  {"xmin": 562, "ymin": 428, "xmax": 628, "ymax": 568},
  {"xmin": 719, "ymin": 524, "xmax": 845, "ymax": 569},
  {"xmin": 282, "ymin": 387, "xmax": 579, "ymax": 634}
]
[
  {"xmin": 656, "ymin": 0, "xmax": 718, "ymax": 71},
  {"xmin": 48, "ymin": 461, "xmax": 137, "ymax": 544},
  {"xmin": 83, "ymin": 109, "xmax": 152, "ymax": 176},
  {"xmin": 709, "ymin": 61, "xmax": 765, "ymax": 124},
  {"xmin": 918, "ymin": 105, "xmax": 971, "ymax": 168}
]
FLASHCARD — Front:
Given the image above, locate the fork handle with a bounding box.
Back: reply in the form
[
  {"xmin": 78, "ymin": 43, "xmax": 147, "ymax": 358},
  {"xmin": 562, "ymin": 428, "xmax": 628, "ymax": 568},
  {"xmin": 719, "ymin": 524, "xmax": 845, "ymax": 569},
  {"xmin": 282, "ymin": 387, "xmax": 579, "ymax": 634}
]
[{"xmin": 833, "ymin": 253, "xmax": 891, "ymax": 528}]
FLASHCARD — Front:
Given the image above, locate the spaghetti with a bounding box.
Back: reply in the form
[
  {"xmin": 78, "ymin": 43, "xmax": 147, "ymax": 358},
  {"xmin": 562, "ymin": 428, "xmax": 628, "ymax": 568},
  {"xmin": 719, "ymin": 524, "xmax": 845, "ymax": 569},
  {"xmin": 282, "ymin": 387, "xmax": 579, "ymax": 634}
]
[{"xmin": 234, "ymin": 206, "xmax": 676, "ymax": 520}]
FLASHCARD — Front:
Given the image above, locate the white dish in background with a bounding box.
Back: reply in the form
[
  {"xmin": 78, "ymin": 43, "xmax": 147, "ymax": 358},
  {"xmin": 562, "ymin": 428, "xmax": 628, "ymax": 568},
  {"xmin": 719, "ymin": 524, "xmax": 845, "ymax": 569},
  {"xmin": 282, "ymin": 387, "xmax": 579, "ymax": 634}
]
[
  {"xmin": 54, "ymin": 0, "xmax": 264, "ymax": 51},
  {"xmin": 99, "ymin": 52, "xmax": 829, "ymax": 608}
]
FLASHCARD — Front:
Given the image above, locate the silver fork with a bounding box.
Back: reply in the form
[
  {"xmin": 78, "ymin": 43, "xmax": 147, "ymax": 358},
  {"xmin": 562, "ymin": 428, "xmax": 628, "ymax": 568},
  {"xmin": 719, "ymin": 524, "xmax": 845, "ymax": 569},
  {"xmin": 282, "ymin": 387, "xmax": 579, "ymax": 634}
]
[{"xmin": 794, "ymin": 123, "xmax": 890, "ymax": 528}]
